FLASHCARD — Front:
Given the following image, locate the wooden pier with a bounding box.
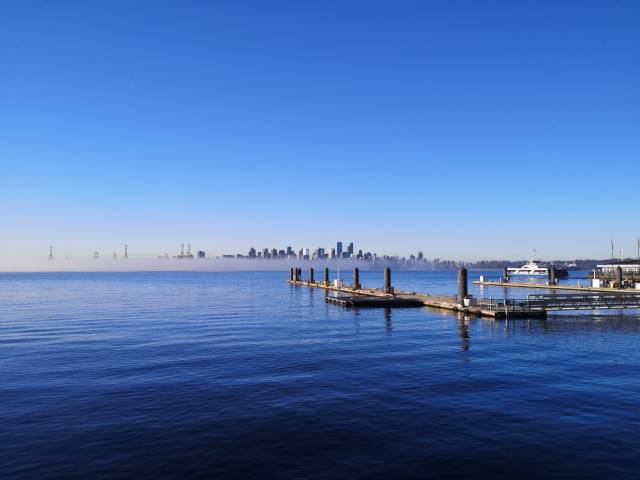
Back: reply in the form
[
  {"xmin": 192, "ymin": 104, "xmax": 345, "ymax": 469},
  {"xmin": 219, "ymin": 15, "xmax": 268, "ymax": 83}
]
[
  {"xmin": 289, "ymin": 267, "xmax": 640, "ymax": 319},
  {"xmin": 288, "ymin": 266, "xmax": 546, "ymax": 319}
]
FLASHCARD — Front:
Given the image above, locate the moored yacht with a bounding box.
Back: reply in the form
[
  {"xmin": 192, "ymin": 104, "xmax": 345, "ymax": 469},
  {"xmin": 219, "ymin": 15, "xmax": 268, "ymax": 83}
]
[{"xmin": 507, "ymin": 254, "xmax": 569, "ymax": 278}]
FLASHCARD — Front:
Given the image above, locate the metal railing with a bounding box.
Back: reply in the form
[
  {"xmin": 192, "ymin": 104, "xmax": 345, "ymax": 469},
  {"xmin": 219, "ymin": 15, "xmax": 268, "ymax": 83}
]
[
  {"xmin": 477, "ymin": 298, "xmax": 535, "ymax": 312},
  {"xmin": 527, "ymin": 293, "xmax": 640, "ymax": 311}
]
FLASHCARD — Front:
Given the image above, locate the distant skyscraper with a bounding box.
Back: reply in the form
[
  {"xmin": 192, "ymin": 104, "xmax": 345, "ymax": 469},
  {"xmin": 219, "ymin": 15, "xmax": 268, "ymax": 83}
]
[
  {"xmin": 197, "ymin": 250, "xmax": 205, "ymax": 259},
  {"xmin": 298, "ymin": 248, "xmax": 304, "ymax": 259},
  {"xmin": 417, "ymin": 252, "xmax": 424, "ymax": 260},
  {"xmin": 272, "ymin": 248, "xmax": 278, "ymax": 258},
  {"xmin": 286, "ymin": 246, "xmax": 293, "ymax": 257},
  {"xmin": 347, "ymin": 242, "xmax": 354, "ymax": 256},
  {"xmin": 329, "ymin": 248, "xmax": 336, "ymax": 259},
  {"xmin": 336, "ymin": 242, "xmax": 343, "ymax": 258},
  {"xmin": 124, "ymin": 244, "xmax": 128, "ymax": 259},
  {"xmin": 248, "ymin": 247, "xmax": 256, "ymax": 258},
  {"xmin": 48, "ymin": 246, "xmax": 53, "ymax": 260}
]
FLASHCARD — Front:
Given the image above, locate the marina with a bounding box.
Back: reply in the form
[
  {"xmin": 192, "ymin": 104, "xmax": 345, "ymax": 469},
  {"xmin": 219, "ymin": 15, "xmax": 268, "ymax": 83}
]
[
  {"xmin": 289, "ymin": 267, "xmax": 547, "ymax": 319},
  {"xmin": 289, "ymin": 267, "xmax": 640, "ymax": 319}
]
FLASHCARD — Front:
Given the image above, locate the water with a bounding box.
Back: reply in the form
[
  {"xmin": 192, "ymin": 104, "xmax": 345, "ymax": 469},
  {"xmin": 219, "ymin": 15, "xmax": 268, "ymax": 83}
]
[{"xmin": 1, "ymin": 271, "xmax": 639, "ymax": 479}]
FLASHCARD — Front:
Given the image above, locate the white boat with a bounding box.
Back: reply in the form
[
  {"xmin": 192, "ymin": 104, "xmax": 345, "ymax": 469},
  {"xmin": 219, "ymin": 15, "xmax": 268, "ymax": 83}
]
[
  {"xmin": 507, "ymin": 258, "xmax": 549, "ymax": 276},
  {"xmin": 507, "ymin": 252, "xmax": 569, "ymax": 278}
]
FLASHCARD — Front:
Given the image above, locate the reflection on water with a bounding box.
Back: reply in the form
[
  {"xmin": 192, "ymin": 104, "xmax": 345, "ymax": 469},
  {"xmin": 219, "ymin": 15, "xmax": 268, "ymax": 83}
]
[
  {"xmin": 457, "ymin": 314, "xmax": 470, "ymax": 352},
  {"xmin": 1, "ymin": 271, "xmax": 639, "ymax": 479},
  {"xmin": 384, "ymin": 307, "xmax": 392, "ymax": 335}
]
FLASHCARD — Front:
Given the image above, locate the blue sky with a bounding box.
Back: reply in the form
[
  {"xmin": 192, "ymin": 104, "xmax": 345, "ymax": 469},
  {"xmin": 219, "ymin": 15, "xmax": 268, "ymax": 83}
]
[{"xmin": 1, "ymin": 0, "xmax": 639, "ymax": 261}]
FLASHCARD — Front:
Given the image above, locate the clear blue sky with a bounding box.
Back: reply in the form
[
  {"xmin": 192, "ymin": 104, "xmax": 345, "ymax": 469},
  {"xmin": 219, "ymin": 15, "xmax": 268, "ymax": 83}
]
[{"xmin": 1, "ymin": 0, "xmax": 639, "ymax": 261}]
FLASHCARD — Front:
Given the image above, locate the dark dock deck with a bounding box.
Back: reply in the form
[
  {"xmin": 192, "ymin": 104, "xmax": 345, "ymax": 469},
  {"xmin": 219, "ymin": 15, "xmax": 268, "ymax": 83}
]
[{"xmin": 326, "ymin": 295, "xmax": 425, "ymax": 308}]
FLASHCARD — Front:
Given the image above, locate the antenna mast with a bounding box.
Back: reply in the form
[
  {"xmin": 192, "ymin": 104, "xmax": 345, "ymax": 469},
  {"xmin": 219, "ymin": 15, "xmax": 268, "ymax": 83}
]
[{"xmin": 611, "ymin": 239, "xmax": 614, "ymax": 264}]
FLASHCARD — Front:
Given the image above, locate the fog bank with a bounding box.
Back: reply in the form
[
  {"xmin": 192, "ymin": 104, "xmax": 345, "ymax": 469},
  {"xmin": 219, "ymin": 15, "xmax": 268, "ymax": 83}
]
[{"xmin": 0, "ymin": 257, "xmax": 414, "ymax": 273}]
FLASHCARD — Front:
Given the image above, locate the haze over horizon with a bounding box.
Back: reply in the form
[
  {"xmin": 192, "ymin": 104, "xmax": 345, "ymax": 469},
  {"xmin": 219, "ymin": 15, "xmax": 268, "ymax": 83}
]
[{"xmin": 2, "ymin": 1, "xmax": 639, "ymax": 265}]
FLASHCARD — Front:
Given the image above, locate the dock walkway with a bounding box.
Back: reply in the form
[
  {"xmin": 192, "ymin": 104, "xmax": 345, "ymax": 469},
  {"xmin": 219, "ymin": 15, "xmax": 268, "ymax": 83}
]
[
  {"xmin": 474, "ymin": 279, "xmax": 639, "ymax": 293},
  {"xmin": 288, "ymin": 279, "xmax": 546, "ymax": 319}
]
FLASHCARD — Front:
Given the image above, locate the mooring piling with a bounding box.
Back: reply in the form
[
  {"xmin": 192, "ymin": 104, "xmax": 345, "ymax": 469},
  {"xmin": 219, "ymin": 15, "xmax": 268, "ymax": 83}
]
[
  {"xmin": 324, "ymin": 267, "xmax": 329, "ymax": 286},
  {"xmin": 353, "ymin": 267, "xmax": 361, "ymax": 289},
  {"xmin": 458, "ymin": 267, "xmax": 468, "ymax": 304},
  {"xmin": 384, "ymin": 267, "xmax": 393, "ymax": 294},
  {"xmin": 549, "ymin": 265, "xmax": 557, "ymax": 285},
  {"xmin": 290, "ymin": 267, "xmax": 294, "ymax": 282},
  {"xmin": 616, "ymin": 266, "xmax": 623, "ymax": 288},
  {"xmin": 503, "ymin": 266, "xmax": 509, "ymax": 283}
]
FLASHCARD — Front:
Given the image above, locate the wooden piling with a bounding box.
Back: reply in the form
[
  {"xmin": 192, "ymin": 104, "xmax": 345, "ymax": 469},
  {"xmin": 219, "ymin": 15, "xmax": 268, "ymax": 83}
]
[
  {"xmin": 384, "ymin": 267, "xmax": 393, "ymax": 294},
  {"xmin": 616, "ymin": 266, "xmax": 623, "ymax": 288},
  {"xmin": 458, "ymin": 267, "xmax": 468, "ymax": 304}
]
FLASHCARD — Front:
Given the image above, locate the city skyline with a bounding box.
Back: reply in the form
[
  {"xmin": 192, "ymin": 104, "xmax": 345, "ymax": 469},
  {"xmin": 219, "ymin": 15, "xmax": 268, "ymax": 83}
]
[{"xmin": 35, "ymin": 237, "xmax": 640, "ymax": 263}]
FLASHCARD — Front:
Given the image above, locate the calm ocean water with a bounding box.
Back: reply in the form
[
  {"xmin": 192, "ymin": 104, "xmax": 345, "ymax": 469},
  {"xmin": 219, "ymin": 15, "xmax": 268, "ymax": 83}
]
[{"xmin": 1, "ymin": 270, "xmax": 639, "ymax": 479}]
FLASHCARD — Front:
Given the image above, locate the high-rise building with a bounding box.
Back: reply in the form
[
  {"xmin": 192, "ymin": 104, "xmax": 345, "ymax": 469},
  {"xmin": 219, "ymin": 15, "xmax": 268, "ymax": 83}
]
[
  {"xmin": 298, "ymin": 248, "xmax": 304, "ymax": 259},
  {"xmin": 317, "ymin": 247, "xmax": 325, "ymax": 259},
  {"xmin": 248, "ymin": 247, "xmax": 257, "ymax": 258},
  {"xmin": 286, "ymin": 246, "xmax": 293, "ymax": 257},
  {"xmin": 271, "ymin": 248, "xmax": 278, "ymax": 258},
  {"xmin": 329, "ymin": 248, "xmax": 336, "ymax": 259},
  {"xmin": 347, "ymin": 242, "xmax": 354, "ymax": 256},
  {"xmin": 336, "ymin": 242, "xmax": 343, "ymax": 258},
  {"xmin": 197, "ymin": 251, "xmax": 206, "ymax": 259},
  {"xmin": 417, "ymin": 251, "xmax": 424, "ymax": 260},
  {"xmin": 263, "ymin": 248, "xmax": 270, "ymax": 259}
]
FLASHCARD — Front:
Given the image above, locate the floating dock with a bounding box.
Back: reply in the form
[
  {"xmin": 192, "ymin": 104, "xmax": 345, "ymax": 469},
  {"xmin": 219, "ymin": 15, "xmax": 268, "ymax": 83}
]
[
  {"xmin": 290, "ymin": 267, "xmax": 640, "ymax": 319},
  {"xmin": 326, "ymin": 295, "xmax": 424, "ymax": 308},
  {"xmin": 288, "ymin": 267, "xmax": 547, "ymax": 319}
]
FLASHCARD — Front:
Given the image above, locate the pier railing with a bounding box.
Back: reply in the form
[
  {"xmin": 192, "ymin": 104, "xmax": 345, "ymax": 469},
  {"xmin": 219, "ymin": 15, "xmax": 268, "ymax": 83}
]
[
  {"xmin": 479, "ymin": 293, "xmax": 640, "ymax": 312},
  {"xmin": 526, "ymin": 293, "xmax": 640, "ymax": 311},
  {"xmin": 477, "ymin": 298, "xmax": 536, "ymax": 313}
]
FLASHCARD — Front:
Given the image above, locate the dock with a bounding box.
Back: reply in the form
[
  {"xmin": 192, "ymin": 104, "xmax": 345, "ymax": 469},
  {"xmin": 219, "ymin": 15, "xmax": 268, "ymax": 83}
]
[
  {"xmin": 474, "ymin": 278, "xmax": 640, "ymax": 293},
  {"xmin": 325, "ymin": 295, "xmax": 424, "ymax": 308},
  {"xmin": 289, "ymin": 267, "xmax": 640, "ymax": 319},
  {"xmin": 288, "ymin": 267, "xmax": 547, "ymax": 319}
]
